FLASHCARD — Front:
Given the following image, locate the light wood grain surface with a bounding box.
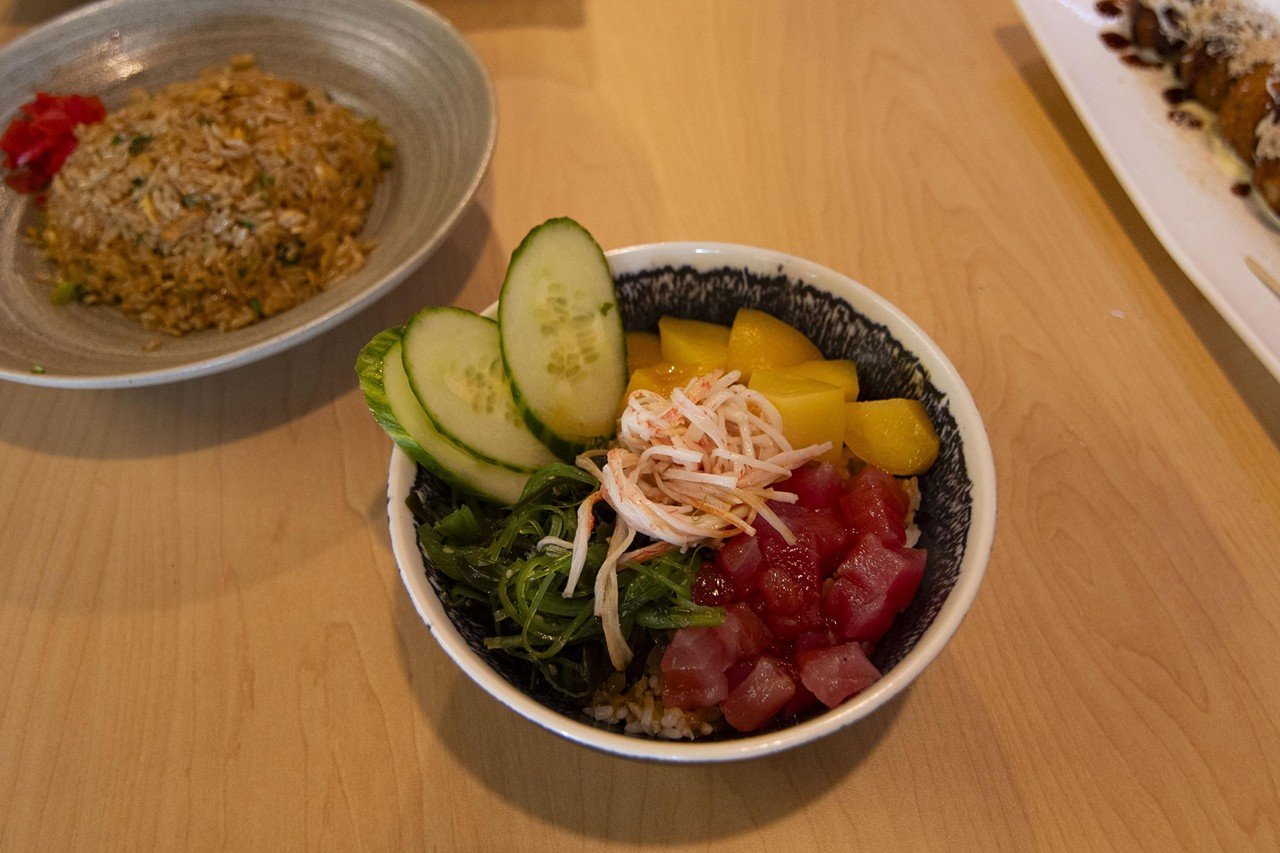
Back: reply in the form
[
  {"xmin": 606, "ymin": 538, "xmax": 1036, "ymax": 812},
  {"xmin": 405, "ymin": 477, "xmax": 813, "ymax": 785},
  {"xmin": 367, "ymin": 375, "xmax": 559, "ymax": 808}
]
[{"xmin": 2, "ymin": 0, "xmax": 1279, "ymax": 850}]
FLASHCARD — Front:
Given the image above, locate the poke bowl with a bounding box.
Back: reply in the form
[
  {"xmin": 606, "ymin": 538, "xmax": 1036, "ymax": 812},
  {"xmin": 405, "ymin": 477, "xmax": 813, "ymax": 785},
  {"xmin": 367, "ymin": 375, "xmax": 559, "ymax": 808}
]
[{"xmin": 385, "ymin": 240, "xmax": 996, "ymax": 762}]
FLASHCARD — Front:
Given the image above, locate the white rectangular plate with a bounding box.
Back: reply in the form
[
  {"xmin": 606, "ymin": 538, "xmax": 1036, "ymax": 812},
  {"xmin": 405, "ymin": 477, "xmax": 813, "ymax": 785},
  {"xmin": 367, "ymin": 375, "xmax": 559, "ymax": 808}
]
[{"xmin": 1015, "ymin": 0, "xmax": 1280, "ymax": 382}]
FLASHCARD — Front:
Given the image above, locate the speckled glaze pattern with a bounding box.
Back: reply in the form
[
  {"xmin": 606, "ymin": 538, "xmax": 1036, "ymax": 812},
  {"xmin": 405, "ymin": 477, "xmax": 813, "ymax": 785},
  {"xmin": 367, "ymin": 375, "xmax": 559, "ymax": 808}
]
[
  {"xmin": 0, "ymin": 0, "xmax": 495, "ymax": 388},
  {"xmin": 410, "ymin": 263, "xmax": 975, "ymax": 736}
]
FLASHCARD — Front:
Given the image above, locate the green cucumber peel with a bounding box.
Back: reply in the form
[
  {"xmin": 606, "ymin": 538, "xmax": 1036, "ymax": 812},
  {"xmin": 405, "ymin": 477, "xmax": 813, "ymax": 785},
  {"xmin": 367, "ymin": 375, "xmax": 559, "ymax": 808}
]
[
  {"xmin": 497, "ymin": 217, "xmax": 627, "ymax": 461},
  {"xmin": 355, "ymin": 327, "xmax": 528, "ymax": 505},
  {"xmin": 400, "ymin": 306, "xmax": 558, "ymax": 473}
]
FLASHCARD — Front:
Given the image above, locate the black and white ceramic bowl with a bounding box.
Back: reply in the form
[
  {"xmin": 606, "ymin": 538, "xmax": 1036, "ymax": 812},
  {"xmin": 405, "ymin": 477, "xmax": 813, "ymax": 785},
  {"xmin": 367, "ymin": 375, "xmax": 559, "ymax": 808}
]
[{"xmin": 387, "ymin": 242, "xmax": 997, "ymax": 762}]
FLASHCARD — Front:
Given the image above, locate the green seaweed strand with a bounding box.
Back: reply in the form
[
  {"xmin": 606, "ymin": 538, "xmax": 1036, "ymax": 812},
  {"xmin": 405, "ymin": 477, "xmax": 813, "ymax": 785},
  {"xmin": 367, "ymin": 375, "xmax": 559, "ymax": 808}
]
[{"xmin": 410, "ymin": 463, "xmax": 724, "ymax": 697}]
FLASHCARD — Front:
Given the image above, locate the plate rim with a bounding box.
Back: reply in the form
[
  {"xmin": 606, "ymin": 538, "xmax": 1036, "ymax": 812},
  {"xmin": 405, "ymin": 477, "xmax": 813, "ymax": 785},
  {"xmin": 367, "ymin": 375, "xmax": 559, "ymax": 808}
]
[{"xmin": 1013, "ymin": 0, "xmax": 1280, "ymax": 383}]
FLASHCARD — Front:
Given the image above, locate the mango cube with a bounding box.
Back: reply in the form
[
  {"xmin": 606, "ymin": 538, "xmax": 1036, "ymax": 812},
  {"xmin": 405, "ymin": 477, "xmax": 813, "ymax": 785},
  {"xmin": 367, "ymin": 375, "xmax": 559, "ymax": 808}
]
[
  {"xmin": 624, "ymin": 363, "xmax": 702, "ymax": 402},
  {"xmin": 726, "ymin": 308, "xmax": 823, "ymax": 380},
  {"xmin": 843, "ymin": 399, "xmax": 939, "ymax": 475},
  {"xmin": 626, "ymin": 331, "xmax": 663, "ymax": 372},
  {"xmin": 748, "ymin": 369, "xmax": 844, "ymax": 463},
  {"xmin": 783, "ymin": 359, "xmax": 860, "ymax": 401},
  {"xmin": 658, "ymin": 317, "xmax": 730, "ymax": 369}
]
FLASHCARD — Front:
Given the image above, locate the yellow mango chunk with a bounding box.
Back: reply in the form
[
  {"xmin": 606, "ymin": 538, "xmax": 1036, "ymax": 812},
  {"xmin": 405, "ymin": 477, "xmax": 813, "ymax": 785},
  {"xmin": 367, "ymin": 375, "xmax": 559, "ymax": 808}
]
[
  {"xmin": 843, "ymin": 399, "xmax": 939, "ymax": 475},
  {"xmin": 783, "ymin": 359, "xmax": 860, "ymax": 401},
  {"xmin": 726, "ymin": 308, "xmax": 823, "ymax": 380},
  {"xmin": 748, "ymin": 369, "xmax": 844, "ymax": 463},
  {"xmin": 623, "ymin": 363, "xmax": 702, "ymax": 404},
  {"xmin": 658, "ymin": 317, "xmax": 730, "ymax": 369},
  {"xmin": 626, "ymin": 331, "xmax": 663, "ymax": 371}
]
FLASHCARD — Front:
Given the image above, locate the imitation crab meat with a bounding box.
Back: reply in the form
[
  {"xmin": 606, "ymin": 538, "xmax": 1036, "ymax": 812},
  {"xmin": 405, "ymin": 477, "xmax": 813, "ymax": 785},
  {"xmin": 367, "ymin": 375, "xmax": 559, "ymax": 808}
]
[{"xmin": 568, "ymin": 369, "xmax": 831, "ymax": 670}]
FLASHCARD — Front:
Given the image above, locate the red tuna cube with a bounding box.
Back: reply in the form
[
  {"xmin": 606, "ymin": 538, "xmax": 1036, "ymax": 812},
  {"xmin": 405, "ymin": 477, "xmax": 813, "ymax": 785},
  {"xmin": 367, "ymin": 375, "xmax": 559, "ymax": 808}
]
[
  {"xmin": 824, "ymin": 534, "xmax": 926, "ymax": 641},
  {"xmin": 719, "ymin": 657, "xmax": 797, "ymax": 732},
  {"xmin": 775, "ymin": 462, "xmax": 843, "ymax": 510},
  {"xmin": 797, "ymin": 642, "xmax": 882, "ymax": 707},
  {"xmin": 836, "ymin": 464, "xmax": 909, "ymax": 547},
  {"xmin": 758, "ymin": 502, "xmax": 847, "ymax": 568},
  {"xmin": 707, "ymin": 603, "xmax": 774, "ymax": 662},
  {"xmin": 714, "ymin": 533, "xmax": 766, "ymax": 597},
  {"xmin": 661, "ymin": 628, "xmax": 732, "ymax": 710}
]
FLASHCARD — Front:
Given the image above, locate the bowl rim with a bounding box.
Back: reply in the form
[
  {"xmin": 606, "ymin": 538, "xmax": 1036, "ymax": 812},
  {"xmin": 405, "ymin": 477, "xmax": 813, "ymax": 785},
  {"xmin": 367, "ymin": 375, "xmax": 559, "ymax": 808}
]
[
  {"xmin": 0, "ymin": 0, "xmax": 497, "ymax": 390},
  {"xmin": 387, "ymin": 241, "xmax": 997, "ymax": 762}
]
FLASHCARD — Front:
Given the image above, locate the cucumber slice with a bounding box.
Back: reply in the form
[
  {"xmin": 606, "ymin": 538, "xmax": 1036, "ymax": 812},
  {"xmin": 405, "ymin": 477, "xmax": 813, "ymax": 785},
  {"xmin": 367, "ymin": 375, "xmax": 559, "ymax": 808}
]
[
  {"xmin": 498, "ymin": 218, "xmax": 627, "ymax": 458},
  {"xmin": 402, "ymin": 307, "xmax": 558, "ymax": 473},
  {"xmin": 356, "ymin": 328, "xmax": 529, "ymax": 504}
]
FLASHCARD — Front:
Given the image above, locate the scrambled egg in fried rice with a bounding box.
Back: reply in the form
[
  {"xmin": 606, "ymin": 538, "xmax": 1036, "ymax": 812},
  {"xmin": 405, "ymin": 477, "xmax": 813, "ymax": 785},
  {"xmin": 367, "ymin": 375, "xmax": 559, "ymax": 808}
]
[{"xmin": 40, "ymin": 54, "xmax": 392, "ymax": 335}]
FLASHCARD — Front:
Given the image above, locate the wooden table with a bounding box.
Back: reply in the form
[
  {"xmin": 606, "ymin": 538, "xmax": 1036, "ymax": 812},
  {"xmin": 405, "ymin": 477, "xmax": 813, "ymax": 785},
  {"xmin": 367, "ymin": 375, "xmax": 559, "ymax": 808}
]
[{"xmin": 2, "ymin": 1, "xmax": 1278, "ymax": 849}]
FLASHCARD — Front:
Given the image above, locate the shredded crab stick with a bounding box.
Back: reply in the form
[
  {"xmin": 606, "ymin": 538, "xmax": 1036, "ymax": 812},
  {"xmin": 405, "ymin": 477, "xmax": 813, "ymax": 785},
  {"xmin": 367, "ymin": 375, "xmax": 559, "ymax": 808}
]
[{"xmin": 566, "ymin": 369, "xmax": 831, "ymax": 669}]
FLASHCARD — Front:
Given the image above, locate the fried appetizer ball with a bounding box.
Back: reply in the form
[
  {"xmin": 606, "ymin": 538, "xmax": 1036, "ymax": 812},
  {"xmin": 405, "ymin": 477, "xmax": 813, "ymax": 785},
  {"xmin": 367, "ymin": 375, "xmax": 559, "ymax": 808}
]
[
  {"xmin": 1219, "ymin": 64, "xmax": 1278, "ymax": 162},
  {"xmin": 1180, "ymin": 40, "xmax": 1239, "ymax": 108},
  {"xmin": 1132, "ymin": 1, "xmax": 1188, "ymax": 57},
  {"xmin": 1252, "ymin": 155, "xmax": 1280, "ymax": 212}
]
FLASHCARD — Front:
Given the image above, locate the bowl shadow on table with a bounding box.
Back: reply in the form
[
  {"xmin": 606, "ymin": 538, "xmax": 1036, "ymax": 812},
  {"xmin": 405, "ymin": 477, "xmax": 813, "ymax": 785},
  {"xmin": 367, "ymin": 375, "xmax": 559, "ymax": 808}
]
[
  {"xmin": 994, "ymin": 25, "xmax": 1280, "ymax": 449},
  {"xmin": 391, "ymin": 589, "xmax": 903, "ymax": 845},
  {"xmin": 0, "ymin": 194, "xmax": 494, "ymax": 461}
]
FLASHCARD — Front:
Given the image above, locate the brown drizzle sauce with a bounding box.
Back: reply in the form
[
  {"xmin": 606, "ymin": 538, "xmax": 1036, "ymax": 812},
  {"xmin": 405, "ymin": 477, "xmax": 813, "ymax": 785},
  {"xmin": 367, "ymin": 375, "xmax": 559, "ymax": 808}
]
[
  {"xmin": 1122, "ymin": 54, "xmax": 1164, "ymax": 68},
  {"xmin": 1105, "ymin": 2, "xmax": 1280, "ymax": 222},
  {"xmin": 1101, "ymin": 32, "xmax": 1132, "ymax": 50}
]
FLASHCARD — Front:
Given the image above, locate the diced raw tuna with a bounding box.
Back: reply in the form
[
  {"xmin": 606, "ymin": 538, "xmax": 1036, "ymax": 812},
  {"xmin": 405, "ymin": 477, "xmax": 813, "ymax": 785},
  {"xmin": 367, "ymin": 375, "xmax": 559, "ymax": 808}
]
[
  {"xmin": 758, "ymin": 503, "xmax": 847, "ymax": 566},
  {"xmin": 708, "ymin": 603, "xmax": 774, "ymax": 661},
  {"xmin": 726, "ymin": 658, "xmax": 756, "ymax": 690},
  {"xmin": 663, "ymin": 626, "xmax": 732, "ymax": 673},
  {"xmin": 719, "ymin": 657, "xmax": 797, "ymax": 731},
  {"xmin": 775, "ymin": 658, "xmax": 821, "ymax": 717},
  {"xmin": 663, "ymin": 668, "xmax": 729, "ymax": 710},
  {"xmin": 758, "ymin": 564, "xmax": 817, "ymax": 615},
  {"xmin": 764, "ymin": 599, "xmax": 825, "ymax": 640},
  {"xmin": 794, "ymin": 630, "xmax": 832, "ymax": 654},
  {"xmin": 760, "ymin": 535, "xmax": 823, "ymax": 587},
  {"xmin": 837, "ymin": 533, "xmax": 926, "ymax": 612},
  {"xmin": 779, "ymin": 679, "xmax": 820, "ymax": 717},
  {"xmin": 664, "ymin": 462, "xmax": 928, "ymax": 723},
  {"xmin": 825, "ymin": 534, "xmax": 926, "ymax": 640},
  {"xmin": 797, "ymin": 642, "xmax": 881, "ymax": 707},
  {"xmin": 836, "ymin": 465, "xmax": 909, "ymax": 547},
  {"xmin": 776, "ymin": 462, "xmax": 843, "ymax": 510},
  {"xmin": 799, "ymin": 511, "xmax": 850, "ymax": 565},
  {"xmin": 714, "ymin": 534, "xmax": 765, "ymax": 596},
  {"xmin": 691, "ymin": 562, "xmax": 735, "ymax": 606},
  {"xmin": 661, "ymin": 628, "xmax": 732, "ymax": 709},
  {"xmin": 857, "ymin": 464, "xmax": 909, "ymax": 513}
]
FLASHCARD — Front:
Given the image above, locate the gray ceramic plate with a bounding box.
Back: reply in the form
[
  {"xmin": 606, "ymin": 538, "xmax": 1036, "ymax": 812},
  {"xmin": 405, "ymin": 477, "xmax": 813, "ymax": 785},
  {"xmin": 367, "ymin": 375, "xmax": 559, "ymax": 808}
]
[{"xmin": 0, "ymin": 0, "xmax": 495, "ymax": 388}]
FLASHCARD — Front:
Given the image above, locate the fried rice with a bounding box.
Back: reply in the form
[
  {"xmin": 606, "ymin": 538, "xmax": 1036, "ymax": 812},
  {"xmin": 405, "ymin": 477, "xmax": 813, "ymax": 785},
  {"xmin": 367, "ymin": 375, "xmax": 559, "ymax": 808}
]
[{"xmin": 39, "ymin": 54, "xmax": 392, "ymax": 335}]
